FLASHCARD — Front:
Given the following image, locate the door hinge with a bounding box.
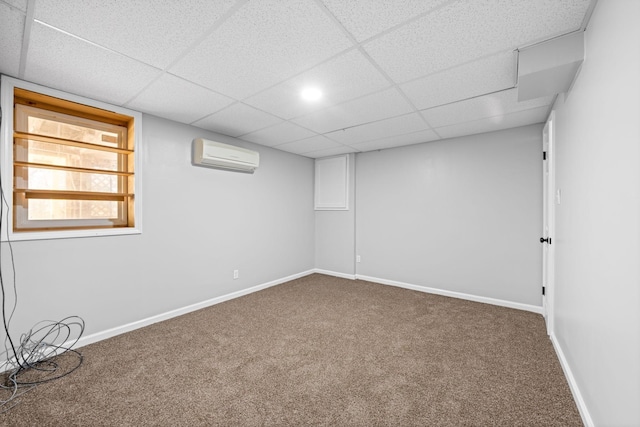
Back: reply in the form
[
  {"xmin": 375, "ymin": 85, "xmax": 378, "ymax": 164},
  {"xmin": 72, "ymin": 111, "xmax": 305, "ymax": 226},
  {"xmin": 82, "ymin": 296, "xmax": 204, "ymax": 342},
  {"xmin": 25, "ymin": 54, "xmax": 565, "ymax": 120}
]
[
  {"xmin": 542, "ymin": 286, "xmax": 546, "ymax": 296},
  {"xmin": 543, "ymin": 151, "xmax": 547, "ymax": 160}
]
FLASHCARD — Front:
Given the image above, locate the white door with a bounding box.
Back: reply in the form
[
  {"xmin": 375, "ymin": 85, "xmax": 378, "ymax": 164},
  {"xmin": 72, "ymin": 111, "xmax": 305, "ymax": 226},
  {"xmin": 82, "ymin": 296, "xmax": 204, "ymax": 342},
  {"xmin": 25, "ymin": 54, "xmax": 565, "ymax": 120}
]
[{"xmin": 542, "ymin": 111, "xmax": 556, "ymax": 335}]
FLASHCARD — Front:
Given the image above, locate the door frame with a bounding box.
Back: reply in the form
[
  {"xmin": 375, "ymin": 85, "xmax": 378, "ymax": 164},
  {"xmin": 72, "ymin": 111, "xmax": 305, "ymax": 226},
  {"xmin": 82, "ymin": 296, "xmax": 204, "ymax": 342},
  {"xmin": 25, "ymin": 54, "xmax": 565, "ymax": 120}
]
[{"xmin": 542, "ymin": 111, "xmax": 556, "ymax": 334}]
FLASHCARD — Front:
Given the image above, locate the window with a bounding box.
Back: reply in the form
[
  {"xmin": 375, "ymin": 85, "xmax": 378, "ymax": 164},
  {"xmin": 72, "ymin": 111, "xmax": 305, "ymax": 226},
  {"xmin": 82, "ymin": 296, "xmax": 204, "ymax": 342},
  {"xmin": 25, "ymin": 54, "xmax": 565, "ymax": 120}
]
[{"xmin": 0, "ymin": 76, "xmax": 142, "ymax": 240}]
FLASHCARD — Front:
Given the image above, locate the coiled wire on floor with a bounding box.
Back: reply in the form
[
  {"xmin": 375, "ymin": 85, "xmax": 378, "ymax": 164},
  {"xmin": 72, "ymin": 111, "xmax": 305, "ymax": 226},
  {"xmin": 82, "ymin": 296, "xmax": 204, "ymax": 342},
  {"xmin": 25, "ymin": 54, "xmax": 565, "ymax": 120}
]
[
  {"xmin": 0, "ymin": 317, "xmax": 85, "ymax": 412},
  {"xmin": 0, "ymin": 161, "xmax": 85, "ymax": 413}
]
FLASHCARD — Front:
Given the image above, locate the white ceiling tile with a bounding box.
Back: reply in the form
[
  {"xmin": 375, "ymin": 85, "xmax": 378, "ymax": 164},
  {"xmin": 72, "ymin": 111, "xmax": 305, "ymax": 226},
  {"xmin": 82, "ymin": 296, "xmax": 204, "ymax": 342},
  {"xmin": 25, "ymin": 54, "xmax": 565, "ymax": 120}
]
[
  {"xmin": 126, "ymin": 74, "xmax": 234, "ymax": 124},
  {"xmin": 292, "ymin": 88, "xmax": 414, "ymax": 134},
  {"xmin": 303, "ymin": 146, "xmax": 358, "ymax": 159},
  {"xmin": 192, "ymin": 103, "xmax": 282, "ymax": 137},
  {"xmin": 24, "ymin": 22, "xmax": 162, "ymax": 105},
  {"xmin": 275, "ymin": 135, "xmax": 341, "ymax": 155},
  {"xmin": 321, "ymin": 0, "xmax": 449, "ymax": 42},
  {"xmin": 0, "ymin": 2, "xmax": 24, "ymax": 77},
  {"xmin": 435, "ymin": 106, "xmax": 550, "ymax": 140},
  {"xmin": 3, "ymin": 0, "xmax": 27, "ymax": 11},
  {"xmin": 421, "ymin": 88, "xmax": 554, "ymax": 128},
  {"xmin": 16, "ymin": 0, "xmax": 594, "ymax": 155},
  {"xmin": 400, "ymin": 51, "xmax": 516, "ymax": 111},
  {"xmin": 325, "ymin": 113, "xmax": 428, "ymax": 144},
  {"xmin": 33, "ymin": 0, "xmax": 238, "ymax": 69},
  {"xmin": 350, "ymin": 129, "xmax": 440, "ymax": 152},
  {"xmin": 244, "ymin": 49, "xmax": 390, "ymax": 120},
  {"xmin": 240, "ymin": 122, "xmax": 316, "ymax": 147},
  {"xmin": 170, "ymin": 0, "xmax": 353, "ymax": 100},
  {"xmin": 364, "ymin": 0, "xmax": 592, "ymax": 83}
]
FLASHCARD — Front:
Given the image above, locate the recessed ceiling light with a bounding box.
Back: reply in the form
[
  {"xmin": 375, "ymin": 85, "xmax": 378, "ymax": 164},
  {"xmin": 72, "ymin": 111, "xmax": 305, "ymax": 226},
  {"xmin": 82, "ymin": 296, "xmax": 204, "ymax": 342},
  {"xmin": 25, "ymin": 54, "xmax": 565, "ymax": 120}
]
[{"xmin": 300, "ymin": 87, "xmax": 322, "ymax": 102}]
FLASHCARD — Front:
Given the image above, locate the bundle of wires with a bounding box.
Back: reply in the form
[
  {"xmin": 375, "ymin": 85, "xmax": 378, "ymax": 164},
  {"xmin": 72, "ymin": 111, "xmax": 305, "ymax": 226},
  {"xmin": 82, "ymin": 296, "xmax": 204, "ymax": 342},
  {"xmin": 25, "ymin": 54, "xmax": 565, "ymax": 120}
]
[
  {"xmin": 0, "ymin": 153, "xmax": 85, "ymax": 412},
  {"xmin": 0, "ymin": 316, "xmax": 85, "ymax": 412}
]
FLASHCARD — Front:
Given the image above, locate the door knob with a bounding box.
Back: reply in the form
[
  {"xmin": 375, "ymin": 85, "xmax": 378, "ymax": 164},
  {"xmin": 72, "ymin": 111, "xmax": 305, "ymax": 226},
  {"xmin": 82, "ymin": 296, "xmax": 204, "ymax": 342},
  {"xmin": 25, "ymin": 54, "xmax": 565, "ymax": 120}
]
[{"xmin": 540, "ymin": 237, "xmax": 551, "ymax": 244}]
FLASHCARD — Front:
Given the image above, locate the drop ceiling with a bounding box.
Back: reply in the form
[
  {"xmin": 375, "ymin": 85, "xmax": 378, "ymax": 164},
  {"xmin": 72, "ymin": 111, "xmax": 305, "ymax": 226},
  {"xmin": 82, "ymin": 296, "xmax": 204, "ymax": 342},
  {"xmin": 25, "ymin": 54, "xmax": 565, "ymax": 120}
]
[{"xmin": 0, "ymin": 0, "xmax": 596, "ymax": 158}]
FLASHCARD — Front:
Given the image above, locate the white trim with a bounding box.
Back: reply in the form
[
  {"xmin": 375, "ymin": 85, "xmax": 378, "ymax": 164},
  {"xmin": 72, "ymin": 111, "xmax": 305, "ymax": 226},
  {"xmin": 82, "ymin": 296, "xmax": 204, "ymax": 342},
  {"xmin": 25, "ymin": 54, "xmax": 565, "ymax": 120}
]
[
  {"xmin": 542, "ymin": 110, "xmax": 557, "ymax": 335},
  {"xmin": 72, "ymin": 269, "xmax": 315, "ymax": 350},
  {"xmin": 355, "ymin": 274, "xmax": 544, "ymax": 314},
  {"xmin": 0, "ymin": 75, "xmax": 143, "ymax": 242},
  {"xmin": 550, "ymin": 332, "xmax": 594, "ymax": 427},
  {"xmin": 1, "ymin": 270, "xmax": 544, "ymax": 372},
  {"xmin": 313, "ymin": 268, "xmax": 356, "ymax": 280},
  {"xmin": 0, "ymin": 269, "xmax": 316, "ymax": 373}
]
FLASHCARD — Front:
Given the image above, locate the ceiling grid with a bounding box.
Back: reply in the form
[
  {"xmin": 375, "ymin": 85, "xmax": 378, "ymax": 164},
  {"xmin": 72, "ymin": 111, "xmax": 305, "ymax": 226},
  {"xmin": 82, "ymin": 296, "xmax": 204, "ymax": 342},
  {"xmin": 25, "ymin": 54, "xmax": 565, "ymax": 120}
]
[{"xmin": 0, "ymin": 0, "xmax": 595, "ymax": 157}]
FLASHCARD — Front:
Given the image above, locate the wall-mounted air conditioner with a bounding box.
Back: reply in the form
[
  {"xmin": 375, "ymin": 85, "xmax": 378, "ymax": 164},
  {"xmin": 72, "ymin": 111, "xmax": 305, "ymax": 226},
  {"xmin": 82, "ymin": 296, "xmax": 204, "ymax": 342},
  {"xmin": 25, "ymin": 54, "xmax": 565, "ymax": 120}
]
[{"xmin": 192, "ymin": 138, "xmax": 259, "ymax": 173}]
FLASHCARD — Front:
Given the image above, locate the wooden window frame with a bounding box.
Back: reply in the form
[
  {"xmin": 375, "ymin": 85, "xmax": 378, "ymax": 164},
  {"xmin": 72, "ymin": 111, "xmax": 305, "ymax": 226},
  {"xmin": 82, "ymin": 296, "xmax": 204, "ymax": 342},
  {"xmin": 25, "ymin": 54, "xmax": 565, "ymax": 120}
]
[{"xmin": 0, "ymin": 75, "xmax": 142, "ymax": 241}]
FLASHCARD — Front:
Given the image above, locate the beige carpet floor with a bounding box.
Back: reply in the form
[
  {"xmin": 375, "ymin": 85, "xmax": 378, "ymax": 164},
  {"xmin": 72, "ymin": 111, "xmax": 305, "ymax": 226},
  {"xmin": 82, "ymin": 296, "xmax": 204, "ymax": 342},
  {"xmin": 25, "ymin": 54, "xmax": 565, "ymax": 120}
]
[{"xmin": 0, "ymin": 274, "xmax": 582, "ymax": 426}]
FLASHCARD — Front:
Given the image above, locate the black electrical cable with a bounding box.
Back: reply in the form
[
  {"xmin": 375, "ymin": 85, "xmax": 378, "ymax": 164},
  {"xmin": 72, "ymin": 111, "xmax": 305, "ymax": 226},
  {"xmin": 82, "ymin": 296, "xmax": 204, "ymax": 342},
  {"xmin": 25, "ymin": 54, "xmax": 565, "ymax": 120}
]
[
  {"xmin": 0, "ymin": 168, "xmax": 21, "ymax": 369},
  {"xmin": 0, "ymin": 113, "xmax": 85, "ymax": 413},
  {"xmin": 8, "ymin": 316, "xmax": 85, "ymax": 386}
]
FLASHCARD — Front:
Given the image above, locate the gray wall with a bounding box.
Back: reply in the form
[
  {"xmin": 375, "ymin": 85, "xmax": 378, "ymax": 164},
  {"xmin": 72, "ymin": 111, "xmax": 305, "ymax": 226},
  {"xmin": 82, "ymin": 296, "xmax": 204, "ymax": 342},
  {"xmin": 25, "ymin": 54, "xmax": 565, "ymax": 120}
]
[
  {"xmin": 355, "ymin": 125, "xmax": 543, "ymax": 306},
  {"xmin": 2, "ymin": 114, "xmax": 315, "ymax": 343},
  {"xmin": 315, "ymin": 154, "xmax": 356, "ymax": 276},
  {"xmin": 552, "ymin": 0, "xmax": 640, "ymax": 425}
]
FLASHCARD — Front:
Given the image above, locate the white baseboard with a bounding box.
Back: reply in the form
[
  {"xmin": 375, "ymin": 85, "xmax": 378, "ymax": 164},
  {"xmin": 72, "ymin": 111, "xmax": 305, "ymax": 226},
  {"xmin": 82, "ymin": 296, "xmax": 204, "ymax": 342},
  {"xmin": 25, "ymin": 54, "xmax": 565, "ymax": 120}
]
[
  {"xmin": 355, "ymin": 274, "xmax": 544, "ymax": 315},
  {"xmin": 550, "ymin": 332, "xmax": 594, "ymax": 427},
  {"xmin": 313, "ymin": 268, "xmax": 356, "ymax": 280},
  {"xmin": 2, "ymin": 270, "xmax": 544, "ymax": 374},
  {"xmin": 74, "ymin": 269, "xmax": 316, "ymax": 350}
]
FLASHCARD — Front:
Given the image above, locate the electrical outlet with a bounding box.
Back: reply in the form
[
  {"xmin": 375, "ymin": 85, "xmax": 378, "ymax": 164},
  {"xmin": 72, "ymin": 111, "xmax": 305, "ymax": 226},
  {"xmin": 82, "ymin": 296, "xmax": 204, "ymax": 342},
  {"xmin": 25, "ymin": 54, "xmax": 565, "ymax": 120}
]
[
  {"xmin": 233, "ymin": 270, "xmax": 239, "ymax": 279},
  {"xmin": 356, "ymin": 255, "xmax": 361, "ymax": 263}
]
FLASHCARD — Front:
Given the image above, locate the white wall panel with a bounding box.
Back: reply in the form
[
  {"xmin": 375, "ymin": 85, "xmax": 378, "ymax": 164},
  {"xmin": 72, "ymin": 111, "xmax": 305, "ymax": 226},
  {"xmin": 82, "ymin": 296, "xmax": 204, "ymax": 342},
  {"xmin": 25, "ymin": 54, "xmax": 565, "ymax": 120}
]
[
  {"xmin": 355, "ymin": 125, "xmax": 543, "ymax": 305},
  {"xmin": 552, "ymin": 1, "xmax": 640, "ymax": 425},
  {"xmin": 315, "ymin": 155, "xmax": 349, "ymax": 210}
]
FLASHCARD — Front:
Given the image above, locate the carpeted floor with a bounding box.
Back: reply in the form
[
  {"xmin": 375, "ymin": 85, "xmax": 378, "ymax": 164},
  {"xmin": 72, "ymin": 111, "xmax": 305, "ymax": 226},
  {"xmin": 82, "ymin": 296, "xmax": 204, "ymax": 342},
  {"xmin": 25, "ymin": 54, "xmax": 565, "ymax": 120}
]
[{"xmin": 0, "ymin": 274, "xmax": 582, "ymax": 426}]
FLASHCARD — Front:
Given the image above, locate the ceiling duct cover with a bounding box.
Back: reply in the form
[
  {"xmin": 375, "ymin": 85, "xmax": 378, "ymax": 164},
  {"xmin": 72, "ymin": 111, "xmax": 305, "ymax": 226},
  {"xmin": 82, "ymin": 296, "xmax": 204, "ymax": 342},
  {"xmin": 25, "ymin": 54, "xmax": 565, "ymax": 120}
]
[{"xmin": 517, "ymin": 31, "xmax": 585, "ymax": 102}]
